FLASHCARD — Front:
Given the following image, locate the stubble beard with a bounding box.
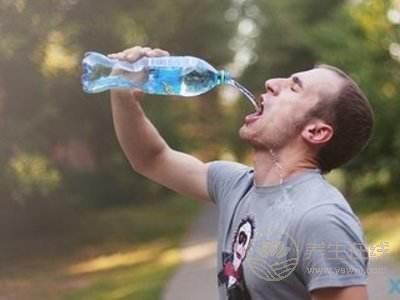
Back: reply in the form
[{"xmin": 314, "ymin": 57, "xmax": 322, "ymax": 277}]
[{"xmin": 240, "ymin": 119, "xmax": 306, "ymax": 152}]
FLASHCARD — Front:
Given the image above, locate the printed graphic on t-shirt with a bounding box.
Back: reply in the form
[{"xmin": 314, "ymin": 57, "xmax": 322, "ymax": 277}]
[
  {"xmin": 218, "ymin": 216, "xmax": 254, "ymax": 300},
  {"xmin": 247, "ymin": 230, "xmax": 299, "ymax": 282}
]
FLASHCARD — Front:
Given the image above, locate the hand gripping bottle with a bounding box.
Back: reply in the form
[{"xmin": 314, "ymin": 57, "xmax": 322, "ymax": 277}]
[{"xmin": 81, "ymin": 51, "xmax": 258, "ymax": 109}]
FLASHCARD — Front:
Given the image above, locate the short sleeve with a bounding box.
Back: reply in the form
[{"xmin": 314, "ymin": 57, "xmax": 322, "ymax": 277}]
[
  {"xmin": 207, "ymin": 160, "xmax": 250, "ymax": 205},
  {"xmin": 295, "ymin": 204, "xmax": 369, "ymax": 292}
]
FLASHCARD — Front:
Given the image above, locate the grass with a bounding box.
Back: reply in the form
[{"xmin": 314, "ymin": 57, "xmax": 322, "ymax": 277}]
[
  {"xmin": 0, "ymin": 196, "xmax": 200, "ymax": 300},
  {"xmin": 63, "ymin": 250, "xmax": 178, "ymax": 300},
  {"xmin": 355, "ymin": 195, "xmax": 400, "ymax": 262},
  {"xmin": 360, "ymin": 210, "xmax": 400, "ymax": 260}
]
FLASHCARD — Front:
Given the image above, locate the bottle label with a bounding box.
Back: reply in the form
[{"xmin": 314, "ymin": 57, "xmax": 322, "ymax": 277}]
[{"xmin": 146, "ymin": 56, "xmax": 198, "ymax": 68}]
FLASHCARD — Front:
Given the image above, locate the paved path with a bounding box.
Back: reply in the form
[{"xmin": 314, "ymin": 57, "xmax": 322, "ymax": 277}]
[
  {"xmin": 162, "ymin": 203, "xmax": 219, "ymax": 300},
  {"xmin": 163, "ymin": 203, "xmax": 400, "ymax": 300}
]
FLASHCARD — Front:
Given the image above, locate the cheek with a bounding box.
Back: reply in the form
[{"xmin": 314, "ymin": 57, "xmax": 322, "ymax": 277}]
[
  {"xmin": 261, "ymin": 111, "xmax": 300, "ymax": 140},
  {"xmin": 268, "ymin": 102, "xmax": 305, "ymax": 126},
  {"xmin": 262, "ymin": 110, "xmax": 288, "ymax": 129}
]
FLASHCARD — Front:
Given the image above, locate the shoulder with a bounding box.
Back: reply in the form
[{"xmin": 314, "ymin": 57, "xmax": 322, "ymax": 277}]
[
  {"xmin": 293, "ymin": 200, "xmax": 365, "ymax": 248},
  {"xmin": 207, "ymin": 160, "xmax": 253, "ymax": 183},
  {"xmin": 289, "ymin": 177, "xmax": 364, "ymax": 240},
  {"xmin": 301, "ymin": 203, "xmax": 361, "ymax": 228},
  {"xmin": 207, "ymin": 160, "xmax": 253, "ymax": 204},
  {"xmin": 292, "ymin": 174, "xmax": 359, "ymax": 221},
  {"xmin": 207, "ymin": 160, "xmax": 251, "ymax": 173}
]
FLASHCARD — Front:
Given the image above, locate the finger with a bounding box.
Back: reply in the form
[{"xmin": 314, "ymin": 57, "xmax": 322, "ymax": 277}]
[
  {"xmin": 108, "ymin": 52, "xmax": 124, "ymax": 59},
  {"xmin": 108, "ymin": 50, "xmax": 131, "ymax": 60},
  {"xmin": 124, "ymin": 47, "xmax": 146, "ymax": 62},
  {"xmin": 155, "ymin": 48, "xmax": 170, "ymax": 56},
  {"xmin": 146, "ymin": 48, "xmax": 170, "ymax": 57},
  {"xmin": 142, "ymin": 47, "xmax": 152, "ymax": 54},
  {"xmin": 116, "ymin": 46, "xmax": 142, "ymax": 61},
  {"xmin": 125, "ymin": 51, "xmax": 144, "ymax": 61},
  {"xmin": 123, "ymin": 46, "xmax": 142, "ymax": 55}
]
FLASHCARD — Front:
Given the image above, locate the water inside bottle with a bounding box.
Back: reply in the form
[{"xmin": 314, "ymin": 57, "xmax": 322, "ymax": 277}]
[
  {"xmin": 228, "ymin": 80, "xmax": 259, "ymax": 111},
  {"xmin": 82, "ymin": 52, "xmax": 260, "ymax": 110}
]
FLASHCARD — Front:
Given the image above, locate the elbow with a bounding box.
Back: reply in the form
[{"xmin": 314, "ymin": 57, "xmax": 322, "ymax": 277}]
[
  {"xmin": 127, "ymin": 157, "xmax": 152, "ymax": 175},
  {"xmin": 127, "ymin": 146, "xmax": 169, "ymax": 175},
  {"xmin": 127, "ymin": 159, "xmax": 147, "ymax": 174}
]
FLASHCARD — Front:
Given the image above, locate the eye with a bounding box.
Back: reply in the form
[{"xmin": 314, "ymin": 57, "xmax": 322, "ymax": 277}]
[{"xmin": 290, "ymin": 75, "xmax": 303, "ymax": 92}]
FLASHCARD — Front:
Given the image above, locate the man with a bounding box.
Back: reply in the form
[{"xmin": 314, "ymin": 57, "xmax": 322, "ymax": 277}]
[{"xmin": 108, "ymin": 46, "xmax": 374, "ymax": 300}]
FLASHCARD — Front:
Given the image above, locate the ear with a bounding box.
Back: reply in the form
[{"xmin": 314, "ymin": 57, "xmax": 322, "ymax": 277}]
[{"xmin": 301, "ymin": 120, "xmax": 333, "ymax": 145}]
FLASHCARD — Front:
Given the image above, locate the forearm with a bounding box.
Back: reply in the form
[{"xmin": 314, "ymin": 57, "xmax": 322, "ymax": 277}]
[{"xmin": 110, "ymin": 91, "xmax": 168, "ymax": 172}]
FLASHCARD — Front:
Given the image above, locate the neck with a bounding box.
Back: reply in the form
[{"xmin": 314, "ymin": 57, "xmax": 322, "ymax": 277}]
[{"xmin": 253, "ymin": 144, "xmax": 319, "ymax": 186}]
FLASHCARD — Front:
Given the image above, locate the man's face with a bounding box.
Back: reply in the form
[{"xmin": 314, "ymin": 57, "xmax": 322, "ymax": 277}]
[{"xmin": 239, "ymin": 68, "xmax": 343, "ymax": 150}]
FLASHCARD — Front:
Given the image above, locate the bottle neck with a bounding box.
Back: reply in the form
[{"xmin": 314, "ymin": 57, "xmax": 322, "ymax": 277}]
[{"xmin": 218, "ymin": 70, "xmax": 232, "ymax": 85}]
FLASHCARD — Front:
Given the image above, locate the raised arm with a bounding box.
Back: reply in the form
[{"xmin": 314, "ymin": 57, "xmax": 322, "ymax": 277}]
[{"xmin": 109, "ymin": 46, "xmax": 210, "ymax": 202}]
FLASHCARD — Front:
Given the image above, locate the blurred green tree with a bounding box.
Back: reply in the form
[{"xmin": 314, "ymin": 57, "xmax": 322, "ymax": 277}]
[
  {"xmin": 308, "ymin": 0, "xmax": 400, "ymax": 197},
  {"xmin": 226, "ymin": 0, "xmax": 399, "ymax": 199},
  {"xmin": 1, "ymin": 0, "xmax": 399, "ymax": 227},
  {"xmin": 0, "ymin": 0, "xmax": 237, "ymax": 233}
]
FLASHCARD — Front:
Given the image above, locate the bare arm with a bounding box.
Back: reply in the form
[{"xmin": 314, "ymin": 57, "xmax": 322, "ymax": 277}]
[
  {"xmin": 311, "ymin": 286, "xmax": 368, "ymax": 300},
  {"xmin": 109, "ymin": 46, "xmax": 210, "ymax": 202}
]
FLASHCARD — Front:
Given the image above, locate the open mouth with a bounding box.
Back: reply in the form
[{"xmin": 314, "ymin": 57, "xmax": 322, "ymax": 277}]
[
  {"xmin": 257, "ymin": 102, "xmax": 264, "ymax": 115},
  {"xmin": 244, "ymin": 101, "xmax": 264, "ymax": 125}
]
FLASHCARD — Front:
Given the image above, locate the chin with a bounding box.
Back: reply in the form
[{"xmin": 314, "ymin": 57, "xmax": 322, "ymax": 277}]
[
  {"xmin": 239, "ymin": 126, "xmax": 264, "ymax": 148},
  {"xmin": 242, "ymin": 129, "xmax": 290, "ymax": 152},
  {"xmin": 239, "ymin": 125, "xmax": 251, "ymax": 141}
]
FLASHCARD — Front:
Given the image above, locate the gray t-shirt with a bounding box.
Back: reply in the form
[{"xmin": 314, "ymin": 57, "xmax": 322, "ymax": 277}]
[{"xmin": 207, "ymin": 161, "xmax": 368, "ymax": 300}]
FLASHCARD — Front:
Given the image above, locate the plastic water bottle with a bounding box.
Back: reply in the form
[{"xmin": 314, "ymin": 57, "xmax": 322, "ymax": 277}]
[{"xmin": 81, "ymin": 51, "xmax": 258, "ymax": 109}]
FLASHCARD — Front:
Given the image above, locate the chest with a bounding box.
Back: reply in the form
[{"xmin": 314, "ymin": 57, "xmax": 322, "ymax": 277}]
[{"xmin": 217, "ymin": 194, "xmax": 300, "ymax": 293}]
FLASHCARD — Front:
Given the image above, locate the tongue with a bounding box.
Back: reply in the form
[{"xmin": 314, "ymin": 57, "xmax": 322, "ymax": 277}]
[{"xmin": 245, "ymin": 111, "xmax": 261, "ymax": 124}]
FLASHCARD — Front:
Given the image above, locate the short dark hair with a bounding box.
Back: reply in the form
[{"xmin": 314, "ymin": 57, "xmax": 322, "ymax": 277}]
[{"xmin": 306, "ymin": 64, "xmax": 375, "ymax": 174}]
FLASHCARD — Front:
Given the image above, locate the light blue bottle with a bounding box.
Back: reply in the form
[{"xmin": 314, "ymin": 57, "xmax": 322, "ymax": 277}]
[{"xmin": 81, "ymin": 51, "xmax": 258, "ymax": 109}]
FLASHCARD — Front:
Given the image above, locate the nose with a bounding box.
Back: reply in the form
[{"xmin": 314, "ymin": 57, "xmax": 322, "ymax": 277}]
[
  {"xmin": 265, "ymin": 78, "xmax": 289, "ymax": 96},
  {"xmin": 265, "ymin": 79, "xmax": 280, "ymax": 96}
]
